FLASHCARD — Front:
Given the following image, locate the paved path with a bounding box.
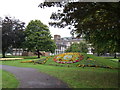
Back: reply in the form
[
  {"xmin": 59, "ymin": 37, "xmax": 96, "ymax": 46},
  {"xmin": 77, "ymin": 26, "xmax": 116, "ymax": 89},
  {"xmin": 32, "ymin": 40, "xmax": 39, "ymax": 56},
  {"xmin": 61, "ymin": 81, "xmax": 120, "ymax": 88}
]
[{"xmin": 0, "ymin": 65, "xmax": 69, "ymax": 88}]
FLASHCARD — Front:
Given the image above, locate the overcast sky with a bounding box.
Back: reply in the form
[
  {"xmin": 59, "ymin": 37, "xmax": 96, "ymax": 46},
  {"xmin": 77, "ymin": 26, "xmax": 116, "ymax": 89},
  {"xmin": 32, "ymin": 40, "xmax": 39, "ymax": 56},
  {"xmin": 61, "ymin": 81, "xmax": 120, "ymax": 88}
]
[{"xmin": 0, "ymin": 0, "xmax": 72, "ymax": 38}]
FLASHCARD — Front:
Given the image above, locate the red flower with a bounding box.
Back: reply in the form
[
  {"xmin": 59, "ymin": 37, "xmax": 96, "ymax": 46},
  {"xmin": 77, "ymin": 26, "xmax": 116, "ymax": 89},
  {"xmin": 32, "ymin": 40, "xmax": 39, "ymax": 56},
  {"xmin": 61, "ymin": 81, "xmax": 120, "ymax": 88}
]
[{"xmin": 76, "ymin": 60, "xmax": 79, "ymax": 62}]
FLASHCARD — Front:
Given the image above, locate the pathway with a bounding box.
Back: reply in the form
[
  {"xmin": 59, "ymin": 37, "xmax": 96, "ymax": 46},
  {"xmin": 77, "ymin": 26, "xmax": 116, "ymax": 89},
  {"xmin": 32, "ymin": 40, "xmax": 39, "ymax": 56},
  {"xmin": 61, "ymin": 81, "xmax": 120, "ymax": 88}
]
[{"xmin": 0, "ymin": 65, "xmax": 69, "ymax": 88}]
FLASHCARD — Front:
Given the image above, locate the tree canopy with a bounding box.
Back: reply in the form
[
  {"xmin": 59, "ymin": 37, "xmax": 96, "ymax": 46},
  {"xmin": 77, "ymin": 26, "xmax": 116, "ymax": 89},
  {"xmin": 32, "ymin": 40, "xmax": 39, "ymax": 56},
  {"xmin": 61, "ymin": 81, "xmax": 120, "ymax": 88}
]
[
  {"xmin": 39, "ymin": 2, "xmax": 120, "ymax": 58},
  {"xmin": 66, "ymin": 42, "xmax": 88, "ymax": 53},
  {"xmin": 24, "ymin": 20, "xmax": 56, "ymax": 58},
  {"xmin": 2, "ymin": 17, "xmax": 25, "ymax": 57}
]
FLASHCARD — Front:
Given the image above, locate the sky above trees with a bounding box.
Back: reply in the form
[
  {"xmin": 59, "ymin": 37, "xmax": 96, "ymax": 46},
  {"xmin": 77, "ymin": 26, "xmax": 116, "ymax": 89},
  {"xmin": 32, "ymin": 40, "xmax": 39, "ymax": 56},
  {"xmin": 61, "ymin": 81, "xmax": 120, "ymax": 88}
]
[{"xmin": 0, "ymin": 0, "xmax": 72, "ymax": 38}]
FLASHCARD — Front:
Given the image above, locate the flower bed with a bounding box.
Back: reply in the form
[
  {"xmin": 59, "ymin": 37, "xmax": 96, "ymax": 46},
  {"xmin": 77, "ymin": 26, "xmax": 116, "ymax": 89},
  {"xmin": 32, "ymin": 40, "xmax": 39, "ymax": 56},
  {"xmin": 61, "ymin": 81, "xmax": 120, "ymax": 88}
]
[
  {"xmin": 77, "ymin": 64, "xmax": 114, "ymax": 69},
  {"xmin": 0, "ymin": 58, "xmax": 24, "ymax": 61},
  {"xmin": 41, "ymin": 56, "xmax": 52, "ymax": 64},
  {"xmin": 53, "ymin": 53, "xmax": 84, "ymax": 64},
  {"xmin": 21, "ymin": 60, "xmax": 34, "ymax": 63}
]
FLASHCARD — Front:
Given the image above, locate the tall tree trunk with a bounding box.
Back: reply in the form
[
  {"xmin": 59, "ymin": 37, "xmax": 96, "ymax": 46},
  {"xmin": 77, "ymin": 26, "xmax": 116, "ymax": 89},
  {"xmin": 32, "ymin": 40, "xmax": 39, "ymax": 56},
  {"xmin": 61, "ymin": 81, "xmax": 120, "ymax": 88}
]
[
  {"xmin": 114, "ymin": 53, "xmax": 117, "ymax": 58},
  {"xmin": 37, "ymin": 49, "xmax": 40, "ymax": 58},
  {"xmin": 97, "ymin": 53, "xmax": 100, "ymax": 56},
  {"xmin": 15, "ymin": 48, "xmax": 17, "ymax": 56},
  {"xmin": 2, "ymin": 51, "xmax": 6, "ymax": 58},
  {"xmin": 19, "ymin": 48, "xmax": 20, "ymax": 56}
]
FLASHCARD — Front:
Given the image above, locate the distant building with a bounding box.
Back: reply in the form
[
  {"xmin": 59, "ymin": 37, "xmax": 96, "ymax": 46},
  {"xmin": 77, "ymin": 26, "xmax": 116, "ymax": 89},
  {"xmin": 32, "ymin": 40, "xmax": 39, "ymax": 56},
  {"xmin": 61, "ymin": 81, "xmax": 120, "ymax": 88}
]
[
  {"xmin": 12, "ymin": 48, "xmax": 50, "ymax": 56},
  {"xmin": 51, "ymin": 35, "xmax": 85, "ymax": 55},
  {"xmin": 54, "ymin": 35, "xmax": 61, "ymax": 41}
]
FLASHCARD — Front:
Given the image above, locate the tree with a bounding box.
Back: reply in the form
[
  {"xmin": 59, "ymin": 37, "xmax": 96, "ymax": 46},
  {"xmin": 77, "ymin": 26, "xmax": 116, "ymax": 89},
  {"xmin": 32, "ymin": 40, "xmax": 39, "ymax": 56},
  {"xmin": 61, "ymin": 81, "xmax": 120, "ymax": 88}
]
[
  {"xmin": 2, "ymin": 17, "xmax": 25, "ymax": 58},
  {"xmin": 66, "ymin": 42, "xmax": 88, "ymax": 53},
  {"xmin": 24, "ymin": 20, "xmax": 56, "ymax": 58},
  {"xmin": 0, "ymin": 17, "xmax": 2, "ymax": 55},
  {"xmin": 39, "ymin": 2, "xmax": 120, "ymax": 58}
]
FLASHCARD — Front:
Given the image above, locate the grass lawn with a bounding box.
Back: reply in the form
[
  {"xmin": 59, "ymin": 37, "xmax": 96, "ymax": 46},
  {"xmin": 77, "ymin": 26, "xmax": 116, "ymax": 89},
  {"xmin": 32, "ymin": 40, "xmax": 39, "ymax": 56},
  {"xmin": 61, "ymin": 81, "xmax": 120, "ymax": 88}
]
[
  {"xmin": 0, "ymin": 54, "xmax": 119, "ymax": 88},
  {"xmin": 104, "ymin": 57, "xmax": 119, "ymax": 62},
  {"xmin": 110, "ymin": 59, "xmax": 119, "ymax": 62},
  {"xmin": 0, "ymin": 69, "xmax": 19, "ymax": 88},
  {"xmin": 0, "ymin": 70, "xmax": 1, "ymax": 89}
]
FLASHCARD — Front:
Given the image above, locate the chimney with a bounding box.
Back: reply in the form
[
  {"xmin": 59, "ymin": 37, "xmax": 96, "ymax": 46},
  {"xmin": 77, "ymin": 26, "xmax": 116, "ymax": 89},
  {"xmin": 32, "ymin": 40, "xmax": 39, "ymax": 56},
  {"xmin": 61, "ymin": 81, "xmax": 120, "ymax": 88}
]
[{"xmin": 54, "ymin": 35, "xmax": 61, "ymax": 41}]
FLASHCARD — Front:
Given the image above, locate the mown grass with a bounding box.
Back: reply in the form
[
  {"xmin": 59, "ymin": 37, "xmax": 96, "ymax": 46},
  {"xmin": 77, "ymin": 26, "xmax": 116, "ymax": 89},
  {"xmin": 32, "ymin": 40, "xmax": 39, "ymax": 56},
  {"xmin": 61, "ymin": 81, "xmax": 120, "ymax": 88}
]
[
  {"xmin": 0, "ymin": 70, "xmax": 2, "ymax": 89},
  {"xmin": 1, "ymin": 54, "xmax": 119, "ymax": 88},
  {"xmin": 82, "ymin": 54, "xmax": 119, "ymax": 68},
  {"xmin": 102, "ymin": 57, "xmax": 119, "ymax": 62},
  {"xmin": 0, "ymin": 69, "xmax": 19, "ymax": 88},
  {"xmin": 44, "ymin": 53, "xmax": 118, "ymax": 68}
]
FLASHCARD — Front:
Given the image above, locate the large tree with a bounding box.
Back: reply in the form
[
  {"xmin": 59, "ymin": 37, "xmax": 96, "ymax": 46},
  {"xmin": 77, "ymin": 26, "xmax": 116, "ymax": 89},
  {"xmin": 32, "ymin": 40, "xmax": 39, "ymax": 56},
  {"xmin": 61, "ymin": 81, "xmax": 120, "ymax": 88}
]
[
  {"xmin": 0, "ymin": 17, "xmax": 2, "ymax": 55},
  {"xmin": 2, "ymin": 17, "xmax": 25, "ymax": 58},
  {"xmin": 24, "ymin": 20, "xmax": 56, "ymax": 58},
  {"xmin": 39, "ymin": 2, "xmax": 120, "ymax": 58}
]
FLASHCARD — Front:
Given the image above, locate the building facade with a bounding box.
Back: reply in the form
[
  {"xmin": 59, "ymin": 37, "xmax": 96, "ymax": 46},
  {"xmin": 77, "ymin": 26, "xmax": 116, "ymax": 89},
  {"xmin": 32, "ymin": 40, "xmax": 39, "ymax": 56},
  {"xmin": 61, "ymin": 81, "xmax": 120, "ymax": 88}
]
[{"xmin": 51, "ymin": 35, "xmax": 85, "ymax": 55}]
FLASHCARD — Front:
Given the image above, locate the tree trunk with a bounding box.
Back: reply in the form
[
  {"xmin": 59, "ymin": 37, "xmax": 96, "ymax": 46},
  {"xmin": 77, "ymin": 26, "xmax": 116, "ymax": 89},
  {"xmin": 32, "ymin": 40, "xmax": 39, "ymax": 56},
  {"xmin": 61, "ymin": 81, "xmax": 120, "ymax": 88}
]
[
  {"xmin": 19, "ymin": 48, "xmax": 20, "ymax": 56},
  {"xmin": 15, "ymin": 48, "xmax": 17, "ymax": 56},
  {"xmin": 2, "ymin": 51, "xmax": 6, "ymax": 58},
  {"xmin": 114, "ymin": 53, "xmax": 117, "ymax": 58},
  {"xmin": 97, "ymin": 53, "xmax": 100, "ymax": 56},
  {"xmin": 37, "ymin": 50, "xmax": 40, "ymax": 58}
]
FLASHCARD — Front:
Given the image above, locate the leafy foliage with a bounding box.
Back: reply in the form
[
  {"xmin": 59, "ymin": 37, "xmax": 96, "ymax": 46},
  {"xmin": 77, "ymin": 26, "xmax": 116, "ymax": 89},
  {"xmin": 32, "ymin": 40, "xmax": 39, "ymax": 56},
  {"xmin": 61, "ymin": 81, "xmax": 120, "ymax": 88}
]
[
  {"xmin": 24, "ymin": 20, "xmax": 56, "ymax": 58},
  {"xmin": 66, "ymin": 42, "xmax": 88, "ymax": 53},
  {"xmin": 2, "ymin": 17, "xmax": 25, "ymax": 57},
  {"xmin": 39, "ymin": 2, "xmax": 120, "ymax": 58}
]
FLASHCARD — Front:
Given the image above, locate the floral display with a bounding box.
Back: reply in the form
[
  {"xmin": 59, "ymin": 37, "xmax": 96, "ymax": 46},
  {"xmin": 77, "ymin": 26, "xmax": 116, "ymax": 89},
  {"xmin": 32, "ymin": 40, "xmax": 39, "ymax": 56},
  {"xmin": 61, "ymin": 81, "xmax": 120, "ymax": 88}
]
[
  {"xmin": 87, "ymin": 58, "xmax": 93, "ymax": 60},
  {"xmin": 21, "ymin": 60, "xmax": 34, "ymax": 63},
  {"xmin": 41, "ymin": 56, "xmax": 52, "ymax": 64},
  {"xmin": 20, "ymin": 56, "xmax": 52, "ymax": 64},
  {"xmin": 53, "ymin": 53, "xmax": 84, "ymax": 64},
  {"xmin": 77, "ymin": 64, "xmax": 113, "ymax": 69}
]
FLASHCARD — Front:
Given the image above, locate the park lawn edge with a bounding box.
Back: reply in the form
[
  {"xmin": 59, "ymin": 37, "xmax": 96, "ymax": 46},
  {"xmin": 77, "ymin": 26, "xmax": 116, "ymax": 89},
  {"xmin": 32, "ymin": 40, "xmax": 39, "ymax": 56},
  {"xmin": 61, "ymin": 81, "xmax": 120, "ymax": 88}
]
[
  {"xmin": 1, "ymin": 70, "xmax": 19, "ymax": 88},
  {"xmin": 1, "ymin": 62, "xmax": 118, "ymax": 88},
  {"xmin": 1, "ymin": 54, "xmax": 119, "ymax": 88}
]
